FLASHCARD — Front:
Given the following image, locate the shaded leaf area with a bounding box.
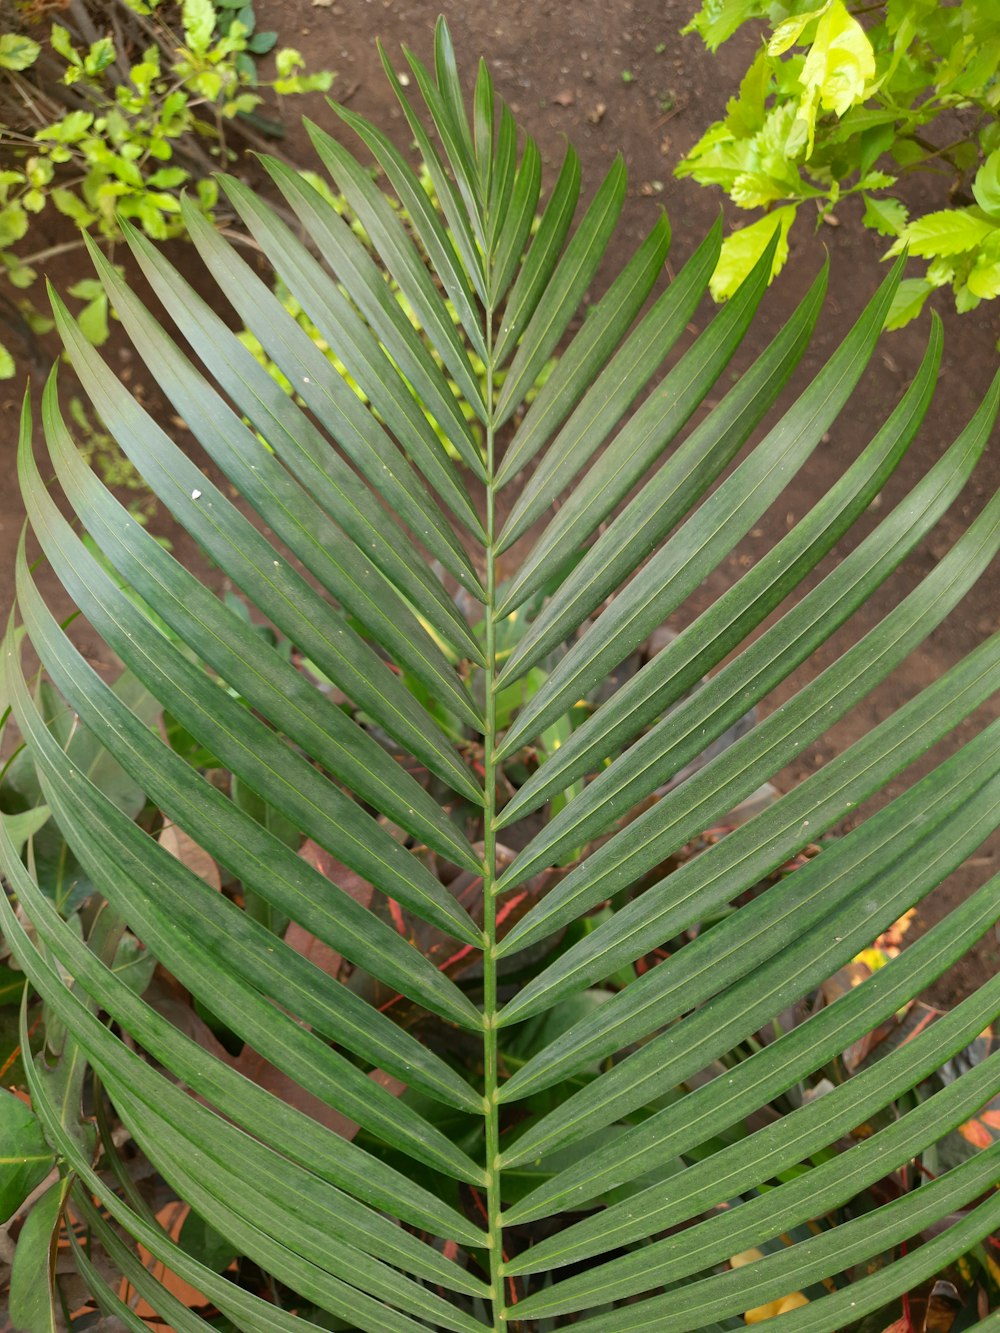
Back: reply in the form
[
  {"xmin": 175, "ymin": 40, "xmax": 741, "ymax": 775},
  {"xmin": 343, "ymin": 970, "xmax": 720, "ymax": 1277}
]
[{"xmin": 1, "ymin": 16, "xmax": 1000, "ymax": 1333}]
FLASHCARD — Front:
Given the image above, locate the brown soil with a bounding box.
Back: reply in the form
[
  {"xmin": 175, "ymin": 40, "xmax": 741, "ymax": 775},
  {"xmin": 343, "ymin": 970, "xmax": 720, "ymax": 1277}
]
[{"xmin": 2, "ymin": 0, "xmax": 999, "ymax": 1004}]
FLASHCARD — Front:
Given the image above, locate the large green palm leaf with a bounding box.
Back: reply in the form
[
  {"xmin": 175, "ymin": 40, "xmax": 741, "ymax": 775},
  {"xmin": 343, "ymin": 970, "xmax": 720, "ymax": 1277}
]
[{"xmin": 3, "ymin": 18, "xmax": 1000, "ymax": 1330}]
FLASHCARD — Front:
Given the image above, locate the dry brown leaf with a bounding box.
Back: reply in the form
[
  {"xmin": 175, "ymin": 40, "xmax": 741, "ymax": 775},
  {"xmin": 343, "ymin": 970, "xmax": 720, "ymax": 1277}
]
[
  {"xmin": 145, "ymin": 973, "xmax": 405, "ymax": 1141},
  {"xmin": 158, "ymin": 822, "xmax": 221, "ymax": 891},
  {"xmin": 230, "ymin": 1047, "xmax": 404, "ymax": 1139},
  {"xmin": 284, "ymin": 919, "xmax": 346, "ymax": 981},
  {"xmin": 138, "ymin": 842, "xmax": 408, "ymax": 1204},
  {"xmin": 923, "ymin": 1279, "xmax": 962, "ymax": 1332},
  {"xmin": 291, "ymin": 841, "xmax": 376, "ymax": 982},
  {"xmin": 299, "ymin": 838, "xmax": 375, "ymax": 910}
]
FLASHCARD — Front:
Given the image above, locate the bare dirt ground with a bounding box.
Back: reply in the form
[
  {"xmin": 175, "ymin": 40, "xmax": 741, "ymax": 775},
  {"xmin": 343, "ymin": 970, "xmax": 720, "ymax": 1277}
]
[{"xmin": 3, "ymin": 0, "xmax": 1000, "ymax": 1001}]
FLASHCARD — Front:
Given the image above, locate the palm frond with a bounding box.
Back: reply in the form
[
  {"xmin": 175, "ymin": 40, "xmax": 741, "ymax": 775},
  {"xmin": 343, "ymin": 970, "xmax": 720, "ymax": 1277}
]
[{"xmin": 3, "ymin": 18, "xmax": 1000, "ymax": 1331}]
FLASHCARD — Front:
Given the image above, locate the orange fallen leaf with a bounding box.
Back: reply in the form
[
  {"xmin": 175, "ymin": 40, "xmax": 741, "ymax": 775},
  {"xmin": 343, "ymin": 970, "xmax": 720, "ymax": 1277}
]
[
  {"xmin": 121, "ymin": 1199, "xmax": 218, "ymax": 1317},
  {"xmin": 959, "ymin": 1117, "xmax": 994, "ymax": 1149}
]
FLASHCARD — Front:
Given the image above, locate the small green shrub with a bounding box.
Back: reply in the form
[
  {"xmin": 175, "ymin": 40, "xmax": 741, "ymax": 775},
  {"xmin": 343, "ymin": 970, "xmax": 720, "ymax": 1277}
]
[
  {"xmin": 0, "ymin": 0, "xmax": 332, "ymax": 375},
  {"xmin": 679, "ymin": 0, "xmax": 1000, "ymax": 326}
]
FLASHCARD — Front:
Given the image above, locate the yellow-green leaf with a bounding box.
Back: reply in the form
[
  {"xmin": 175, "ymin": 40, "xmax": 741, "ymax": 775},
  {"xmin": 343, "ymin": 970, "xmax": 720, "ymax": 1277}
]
[
  {"xmin": 182, "ymin": 0, "xmax": 216, "ymax": 52},
  {"xmin": 684, "ymin": 0, "xmax": 763, "ymax": 53},
  {"xmin": 973, "ymin": 149, "xmax": 1000, "ymax": 219},
  {"xmin": 0, "ymin": 203, "xmax": 29, "ymax": 247},
  {"xmin": 48, "ymin": 23, "xmax": 76, "ymax": 63},
  {"xmin": 789, "ymin": 0, "xmax": 876, "ymax": 155},
  {"xmin": 768, "ymin": 3, "xmax": 828, "ymax": 57},
  {"xmin": 0, "ymin": 33, "xmax": 41, "ymax": 71},
  {"xmin": 967, "ymin": 254, "xmax": 1000, "ymax": 301},
  {"xmin": 884, "ymin": 277, "xmax": 933, "ymax": 330},
  {"xmin": 710, "ymin": 205, "xmax": 796, "ymax": 302},
  {"xmin": 887, "ymin": 209, "xmax": 998, "ymax": 259},
  {"xmin": 862, "ymin": 193, "xmax": 908, "ymax": 237}
]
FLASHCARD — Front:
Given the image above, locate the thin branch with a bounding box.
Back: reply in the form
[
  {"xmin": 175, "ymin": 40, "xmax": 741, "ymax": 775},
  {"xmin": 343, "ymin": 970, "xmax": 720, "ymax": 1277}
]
[
  {"xmin": 109, "ymin": 4, "xmax": 133, "ymax": 85},
  {"xmin": 18, "ymin": 238, "xmax": 90, "ymax": 266},
  {"xmin": 68, "ymin": 0, "xmax": 101, "ymax": 50},
  {"xmin": 910, "ymin": 132, "xmax": 973, "ymax": 175}
]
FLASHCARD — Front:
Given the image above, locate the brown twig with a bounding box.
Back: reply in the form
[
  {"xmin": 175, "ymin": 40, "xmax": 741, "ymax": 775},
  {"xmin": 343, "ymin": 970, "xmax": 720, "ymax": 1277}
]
[
  {"xmin": 17, "ymin": 238, "xmax": 89, "ymax": 266},
  {"xmin": 68, "ymin": 0, "xmax": 101, "ymax": 50},
  {"xmin": 109, "ymin": 3, "xmax": 132, "ymax": 85}
]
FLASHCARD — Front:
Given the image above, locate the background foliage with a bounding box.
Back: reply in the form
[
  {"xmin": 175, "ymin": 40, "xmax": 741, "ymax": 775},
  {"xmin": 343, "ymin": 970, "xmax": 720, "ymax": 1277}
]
[
  {"xmin": 0, "ymin": 0, "xmax": 332, "ymax": 377},
  {"xmin": 679, "ymin": 0, "xmax": 1000, "ymax": 328}
]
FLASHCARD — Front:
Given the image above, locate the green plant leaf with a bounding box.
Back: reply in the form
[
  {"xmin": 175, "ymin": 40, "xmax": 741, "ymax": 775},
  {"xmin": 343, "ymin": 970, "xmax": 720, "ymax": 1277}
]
[
  {"xmin": 159, "ymin": 207, "xmax": 485, "ymax": 666},
  {"xmin": 495, "ymin": 212, "xmax": 672, "ymax": 488},
  {"xmin": 498, "ymin": 256, "xmax": 903, "ymax": 764},
  {"xmin": 0, "ymin": 1089, "xmax": 55, "ymax": 1223},
  {"xmin": 515, "ymin": 1041, "xmax": 1000, "ymax": 1311},
  {"xmin": 3, "ymin": 805, "xmax": 51, "ymax": 853},
  {"xmin": 329, "ymin": 96, "xmax": 488, "ymax": 358},
  {"xmin": 243, "ymin": 29, "xmax": 273, "ymax": 55},
  {"xmin": 496, "ymin": 218, "xmax": 723, "ymax": 576},
  {"xmin": 219, "ymin": 173, "xmax": 489, "ymax": 546},
  {"xmin": 178, "ymin": 1206, "xmax": 239, "ymax": 1272},
  {"xmin": 496, "ymin": 381, "xmax": 1000, "ymax": 988},
  {"xmin": 567, "ymin": 1144, "xmax": 1000, "ymax": 1330},
  {"xmin": 502, "ymin": 868, "xmax": 1000, "ymax": 1210},
  {"xmin": 8, "ymin": 1180, "xmax": 63, "ymax": 1333},
  {"xmin": 378, "ymin": 41, "xmax": 488, "ymax": 304},
  {"xmin": 496, "ymin": 262, "xmax": 827, "ymax": 687},
  {"xmin": 494, "ymin": 154, "xmax": 627, "ymax": 428},
  {"xmin": 973, "ymin": 148, "xmax": 1000, "ymax": 217},
  {"xmin": 0, "ymin": 963, "xmax": 29, "ymax": 1006},
  {"xmin": 683, "ymin": 0, "xmax": 761, "ymax": 51},
  {"xmin": 43, "ymin": 371, "xmax": 479, "ymax": 870},
  {"xmin": 885, "ymin": 276, "xmax": 933, "ymax": 329},
  {"xmin": 305, "ymin": 118, "xmax": 490, "ymax": 446},
  {"xmin": 496, "ymin": 313, "xmax": 943, "ymax": 870},
  {"xmin": 18, "ymin": 998, "xmax": 429, "ymax": 1333},
  {"xmin": 5, "ymin": 646, "xmax": 483, "ymax": 1181},
  {"xmin": 0, "ymin": 827, "xmax": 484, "ymax": 1246},
  {"xmin": 82, "ymin": 237, "xmax": 483, "ymax": 736},
  {"xmin": 46, "ymin": 291, "xmax": 483, "ymax": 805},
  {"xmin": 500, "ymin": 721, "xmax": 1000, "ymax": 1172},
  {"xmin": 490, "ymin": 131, "xmax": 541, "ymax": 306},
  {"xmin": 11, "ymin": 528, "xmax": 485, "ymax": 1043},
  {"xmin": 862, "ymin": 192, "xmax": 908, "ymax": 237},
  {"xmin": 69, "ymin": 1206, "xmax": 203, "ymax": 1332},
  {"xmin": 494, "ymin": 143, "xmax": 581, "ymax": 365}
]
